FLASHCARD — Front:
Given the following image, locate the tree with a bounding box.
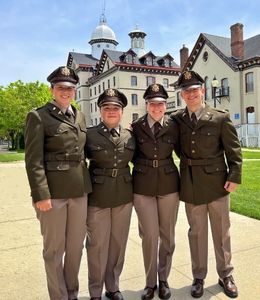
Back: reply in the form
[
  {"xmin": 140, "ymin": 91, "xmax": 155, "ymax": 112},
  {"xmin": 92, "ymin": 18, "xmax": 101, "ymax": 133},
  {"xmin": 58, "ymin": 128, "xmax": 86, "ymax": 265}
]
[{"xmin": 0, "ymin": 80, "xmax": 51, "ymax": 149}]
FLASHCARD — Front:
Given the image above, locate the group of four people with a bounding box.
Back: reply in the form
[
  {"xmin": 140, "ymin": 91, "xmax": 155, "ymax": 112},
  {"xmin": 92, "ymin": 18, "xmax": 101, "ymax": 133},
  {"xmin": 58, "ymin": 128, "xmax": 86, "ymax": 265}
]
[{"xmin": 25, "ymin": 66, "xmax": 242, "ymax": 300}]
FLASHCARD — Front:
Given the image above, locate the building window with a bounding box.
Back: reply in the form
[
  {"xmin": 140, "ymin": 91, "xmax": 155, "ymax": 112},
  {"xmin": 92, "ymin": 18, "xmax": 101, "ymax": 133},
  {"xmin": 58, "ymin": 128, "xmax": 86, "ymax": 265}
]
[
  {"xmin": 126, "ymin": 54, "xmax": 132, "ymax": 63},
  {"xmin": 98, "ymin": 85, "xmax": 101, "ymax": 94},
  {"xmin": 146, "ymin": 76, "xmax": 155, "ymax": 86},
  {"xmin": 131, "ymin": 94, "xmax": 138, "ymax": 105},
  {"xmin": 90, "ymin": 88, "xmax": 92, "ymax": 97},
  {"xmin": 107, "ymin": 61, "xmax": 110, "ymax": 69},
  {"xmin": 90, "ymin": 103, "xmax": 93, "ymax": 113},
  {"xmin": 94, "ymin": 87, "xmax": 96, "ymax": 95},
  {"xmin": 146, "ymin": 56, "xmax": 153, "ymax": 66},
  {"xmin": 203, "ymin": 51, "xmax": 208, "ymax": 62},
  {"xmin": 108, "ymin": 79, "xmax": 110, "ymax": 88},
  {"xmin": 132, "ymin": 113, "xmax": 139, "ymax": 121},
  {"xmin": 221, "ymin": 78, "xmax": 229, "ymax": 96},
  {"xmin": 102, "ymin": 82, "xmax": 105, "ymax": 91},
  {"xmin": 95, "ymin": 102, "xmax": 97, "ymax": 112},
  {"xmin": 245, "ymin": 72, "xmax": 254, "ymax": 93},
  {"xmin": 177, "ymin": 92, "xmax": 182, "ymax": 106},
  {"xmin": 131, "ymin": 76, "xmax": 137, "ymax": 86},
  {"xmin": 78, "ymin": 90, "xmax": 81, "ymax": 99},
  {"xmin": 163, "ymin": 78, "xmax": 169, "ymax": 88},
  {"xmin": 95, "ymin": 118, "xmax": 98, "ymax": 125},
  {"xmin": 113, "ymin": 76, "xmax": 116, "ymax": 86},
  {"xmin": 204, "ymin": 76, "xmax": 210, "ymax": 100}
]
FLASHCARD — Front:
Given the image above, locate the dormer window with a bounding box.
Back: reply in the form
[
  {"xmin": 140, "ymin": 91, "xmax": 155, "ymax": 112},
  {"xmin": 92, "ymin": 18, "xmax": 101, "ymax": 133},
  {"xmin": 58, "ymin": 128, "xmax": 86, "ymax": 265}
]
[{"xmin": 146, "ymin": 56, "xmax": 153, "ymax": 66}]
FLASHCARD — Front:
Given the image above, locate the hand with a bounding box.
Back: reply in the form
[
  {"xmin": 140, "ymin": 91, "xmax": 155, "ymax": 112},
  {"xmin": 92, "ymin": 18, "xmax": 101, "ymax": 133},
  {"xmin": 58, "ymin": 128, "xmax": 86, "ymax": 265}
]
[
  {"xmin": 35, "ymin": 199, "xmax": 52, "ymax": 212},
  {"xmin": 224, "ymin": 181, "xmax": 238, "ymax": 193}
]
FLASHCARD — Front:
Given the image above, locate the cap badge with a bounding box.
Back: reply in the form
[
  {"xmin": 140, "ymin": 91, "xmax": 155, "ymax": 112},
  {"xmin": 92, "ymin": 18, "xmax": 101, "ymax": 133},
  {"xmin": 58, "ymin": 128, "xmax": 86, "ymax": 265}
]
[
  {"xmin": 184, "ymin": 71, "xmax": 192, "ymax": 80},
  {"xmin": 151, "ymin": 84, "xmax": 160, "ymax": 92},
  {"xmin": 106, "ymin": 89, "xmax": 116, "ymax": 97},
  {"xmin": 61, "ymin": 67, "xmax": 70, "ymax": 76}
]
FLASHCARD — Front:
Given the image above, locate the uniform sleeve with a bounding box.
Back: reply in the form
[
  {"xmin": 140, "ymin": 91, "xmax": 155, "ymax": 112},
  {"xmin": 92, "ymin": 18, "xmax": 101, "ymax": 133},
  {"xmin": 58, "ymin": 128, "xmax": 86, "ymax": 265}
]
[
  {"xmin": 25, "ymin": 110, "xmax": 51, "ymax": 202},
  {"xmin": 221, "ymin": 114, "xmax": 242, "ymax": 184}
]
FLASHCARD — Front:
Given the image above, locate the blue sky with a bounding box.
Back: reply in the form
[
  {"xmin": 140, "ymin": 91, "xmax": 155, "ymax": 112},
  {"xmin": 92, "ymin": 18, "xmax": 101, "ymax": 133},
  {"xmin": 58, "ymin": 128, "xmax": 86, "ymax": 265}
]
[{"xmin": 0, "ymin": 0, "xmax": 259, "ymax": 86}]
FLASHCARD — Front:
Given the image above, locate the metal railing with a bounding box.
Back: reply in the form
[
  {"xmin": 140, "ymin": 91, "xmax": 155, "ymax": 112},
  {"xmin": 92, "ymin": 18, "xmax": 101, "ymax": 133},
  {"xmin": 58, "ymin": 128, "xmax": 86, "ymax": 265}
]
[{"xmin": 235, "ymin": 124, "xmax": 260, "ymax": 147}]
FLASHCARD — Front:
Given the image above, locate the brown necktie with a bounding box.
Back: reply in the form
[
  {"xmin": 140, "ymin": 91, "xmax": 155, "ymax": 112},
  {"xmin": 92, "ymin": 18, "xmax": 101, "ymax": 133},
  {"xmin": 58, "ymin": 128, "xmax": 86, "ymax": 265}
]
[
  {"xmin": 110, "ymin": 128, "xmax": 119, "ymax": 142},
  {"xmin": 191, "ymin": 113, "xmax": 197, "ymax": 128},
  {"xmin": 153, "ymin": 122, "xmax": 161, "ymax": 137},
  {"xmin": 65, "ymin": 109, "xmax": 74, "ymax": 123}
]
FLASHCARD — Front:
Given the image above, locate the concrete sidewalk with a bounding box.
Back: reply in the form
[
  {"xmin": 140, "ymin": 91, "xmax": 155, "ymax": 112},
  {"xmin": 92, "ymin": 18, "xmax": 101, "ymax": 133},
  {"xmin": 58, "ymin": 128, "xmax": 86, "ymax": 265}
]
[{"xmin": 0, "ymin": 163, "xmax": 259, "ymax": 299}]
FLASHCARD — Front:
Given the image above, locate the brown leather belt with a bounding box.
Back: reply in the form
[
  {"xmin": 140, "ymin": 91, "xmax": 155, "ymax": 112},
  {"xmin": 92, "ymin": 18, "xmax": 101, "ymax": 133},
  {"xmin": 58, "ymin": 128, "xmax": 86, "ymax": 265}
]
[
  {"xmin": 181, "ymin": 157, "xmax": 225, "ymax": 166},
  {"xmin": 91, "ymin": 167, "xmax": 130, "ymax": 177},
  {"xmin": 135, "ymin": 158, "xmax": 173, "ymax": 168},
  {"xmin": 44, "ymin": 153, "xmax": 84, "ymax": 162}
]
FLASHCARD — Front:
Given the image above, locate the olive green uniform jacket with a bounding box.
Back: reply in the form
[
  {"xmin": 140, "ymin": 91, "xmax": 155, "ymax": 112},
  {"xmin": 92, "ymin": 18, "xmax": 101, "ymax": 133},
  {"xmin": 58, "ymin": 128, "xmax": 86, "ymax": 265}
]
[
  {"xmin": 132, "ymin": 114, "xmax": 180, "ymax": 196},
  {"xmin": 85, "ymin": 123, "xmax": 135, "ymax": 208},
  {"xmin": 25, "ymin": 102, "xmax": 92, "ymax": 202},
  {"xmin": 171, "ymin": 104, "xmax": 242, "ymax": 205}
]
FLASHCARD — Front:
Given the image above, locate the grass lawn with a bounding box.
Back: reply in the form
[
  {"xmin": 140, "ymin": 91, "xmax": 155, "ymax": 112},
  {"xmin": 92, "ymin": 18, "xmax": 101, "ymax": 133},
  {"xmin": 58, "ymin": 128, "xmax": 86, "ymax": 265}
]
[
  {"xmin": 0, "ymin": 152, "xmax": 25, "ymax": 162},
  {"xmin": 231, "ymin": 160, "xmax": 260, "ymax": 220}
]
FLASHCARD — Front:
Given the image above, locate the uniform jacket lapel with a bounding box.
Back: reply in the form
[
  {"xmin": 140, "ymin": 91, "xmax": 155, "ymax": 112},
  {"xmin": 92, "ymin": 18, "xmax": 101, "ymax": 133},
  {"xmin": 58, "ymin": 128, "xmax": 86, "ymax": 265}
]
[
  {"xmin": 196, "ymin": 105, "xmax": 213, "ymax": 130},
  {"xmin": 180, "ymin": 108, "xmax": 194, "ymax": 129},
  {"xmin": 138, "ymin": 114, "xmax": 155, "ymax": 140},
  {"xmin": 156, "ymin": 116, "xmax": 170, "ymax": 138},
  {"xmin": 47, "ymin": 102, "xmax": 77, "ymax": 128}
]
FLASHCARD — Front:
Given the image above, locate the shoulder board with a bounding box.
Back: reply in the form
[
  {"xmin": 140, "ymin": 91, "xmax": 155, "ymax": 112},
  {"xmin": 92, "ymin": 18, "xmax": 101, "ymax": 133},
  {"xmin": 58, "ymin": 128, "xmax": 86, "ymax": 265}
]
[{"xmin": 214, "ymin": 108, "xmax": 228, "ymax": 114}]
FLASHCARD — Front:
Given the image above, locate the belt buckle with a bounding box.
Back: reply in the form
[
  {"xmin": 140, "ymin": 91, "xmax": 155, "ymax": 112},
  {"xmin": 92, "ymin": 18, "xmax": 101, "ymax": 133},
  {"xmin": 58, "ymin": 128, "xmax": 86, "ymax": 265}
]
[
  {"xmin": 112, "ymin": 169, "xmax": 118, "ymax": 177},
  {"xmin": 152, "ymin": 160, "xmax": 158, "ymax": 168}
]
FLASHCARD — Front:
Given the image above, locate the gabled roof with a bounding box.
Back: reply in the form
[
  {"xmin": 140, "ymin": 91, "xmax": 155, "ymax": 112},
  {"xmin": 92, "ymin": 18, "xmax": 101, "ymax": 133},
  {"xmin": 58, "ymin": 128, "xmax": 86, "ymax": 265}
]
[
  {"xmin": 184, "ymin": 32, "xmax": 260, "ymax": 72},
  {"xmin": 67, "ymin": 52, "xmax": 98, "ymax": 68}
]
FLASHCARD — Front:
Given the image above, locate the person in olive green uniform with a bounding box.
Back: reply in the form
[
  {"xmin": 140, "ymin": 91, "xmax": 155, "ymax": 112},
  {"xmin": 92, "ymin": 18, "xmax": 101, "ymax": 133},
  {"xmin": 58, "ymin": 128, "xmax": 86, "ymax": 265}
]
[
  {"xmin": 132, "ymin": 84, "xmax": 180, "ymax": 300},
  {"xmin": 171, "ymin": 71, "xmax": 242, "ymax": 299},
  {"xmin": 85, "ymin": 89, "xmax": 135, "ymax": 300},
  {"xmin": 25, "ymin": 66, "xmax": 92, "ymax": 300}
]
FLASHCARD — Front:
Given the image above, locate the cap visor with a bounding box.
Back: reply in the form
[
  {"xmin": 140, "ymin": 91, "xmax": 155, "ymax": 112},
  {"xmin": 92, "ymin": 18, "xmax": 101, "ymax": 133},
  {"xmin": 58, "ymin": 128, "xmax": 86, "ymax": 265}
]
[
  {"xmin": 53, "ymin": 81, "xmax": 76, "ymax": 87},
  {"xmin": 181, "ymin": 84, "xmax": 202, "ymax": 90},
  {"xmin": 146, "ymin": 97, "xmax": 167, "ymax": 102}
]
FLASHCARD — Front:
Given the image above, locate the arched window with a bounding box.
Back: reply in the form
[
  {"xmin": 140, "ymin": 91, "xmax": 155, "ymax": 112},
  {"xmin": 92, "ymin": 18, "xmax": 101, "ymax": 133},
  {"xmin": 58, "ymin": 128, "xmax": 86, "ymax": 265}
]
[
  {"xmin": 204, "ymin": 76, "xmax": 210, "ymax": 100},
  {"xmin": 245, "ymin": 72, "xmax": 254, "ymax": 93}
]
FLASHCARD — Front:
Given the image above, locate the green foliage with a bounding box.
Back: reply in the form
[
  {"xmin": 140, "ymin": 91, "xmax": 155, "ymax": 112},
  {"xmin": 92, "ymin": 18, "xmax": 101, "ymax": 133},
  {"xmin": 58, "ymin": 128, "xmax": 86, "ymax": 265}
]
[{"xmin": 0, "ymin": 80, "xmax": 51, "ymax": 149}]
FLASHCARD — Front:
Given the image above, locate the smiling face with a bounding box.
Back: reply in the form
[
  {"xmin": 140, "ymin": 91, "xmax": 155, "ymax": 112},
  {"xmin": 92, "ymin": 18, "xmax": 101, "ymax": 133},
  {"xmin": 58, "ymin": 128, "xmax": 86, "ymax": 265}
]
[
  {"xmin": 51, "ymin": 84, "xmax": 76, "ymax": 108},
  {"xmin": 100, "ymin": 104, "xmax": 123, "ymax": 129},
  {"xmin": 180, "ymin": 86, "xmax": 205, "ymax": 112},
  {"xmin": 146, "ymin": 101, "xmax": 167, "ymax": 122}
]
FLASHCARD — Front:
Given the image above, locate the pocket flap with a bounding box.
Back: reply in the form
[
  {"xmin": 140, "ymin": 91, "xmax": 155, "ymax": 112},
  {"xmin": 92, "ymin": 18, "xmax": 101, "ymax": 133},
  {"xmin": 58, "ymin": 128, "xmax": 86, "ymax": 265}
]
[
  {"xmin": 164, "ymin": 165, "xmax": 178, "ymax": 174},
  {"xmin": 133, "ymin": 165, "xmax": 148, "ymax": 174},
  {"xmin": 92, "ymin": 176, "xmax": 105, "ymax": 184},
  {"xmin": 46, "ymin": 162, "xmax": 70, "ymax": 171},
  {"xmin": 124, "ymin": 174, "xmax": 132, "ymax": 182},
  {"xmin": 204, "ymin": 163, "xmax": 226, "ymax": 173}
]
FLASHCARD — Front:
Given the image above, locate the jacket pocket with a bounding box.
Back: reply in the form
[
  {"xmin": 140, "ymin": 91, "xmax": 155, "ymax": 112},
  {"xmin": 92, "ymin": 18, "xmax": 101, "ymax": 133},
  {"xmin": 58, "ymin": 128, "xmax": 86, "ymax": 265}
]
[
  {"xmin": 92, "ymin": 176, "xmax": 105, "ymax": 184},
  {"xmin": 45, "ymin": 161, "xmax": 70, "ymax": 171},
  {"xmin": 133, "ymin": 165, "xmax": 148, "ymax": 174},
  {"xmin": 204, "ymin": 163, "xmax": 227, "ymax": 174},
  {"xmin": 164, "ymin": 165, "xmax": 178, "ymax": 174},
  {"xmin": 88, "ymin": 144, "xmax": 105, "ymax": 151},
  {"xmin": 79, "ymin": 124, "xmax": 87, "ymax": 133},
  {"xmin": 124, "ymin": 174, "xmax": 132, "ymax": 183},
  {"xmin": 162, "ymin": 135, "xmax": 175, "ymax": 144}
]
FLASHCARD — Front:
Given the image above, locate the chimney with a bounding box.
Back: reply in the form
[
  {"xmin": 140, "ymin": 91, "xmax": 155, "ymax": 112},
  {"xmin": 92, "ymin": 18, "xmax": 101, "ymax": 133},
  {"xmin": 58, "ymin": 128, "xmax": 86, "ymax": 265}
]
[
  {"xmin": 230, "ymin": 23, "xmax": 244, "ymax": 60},
  {"xmin": 180, "ymin": 44, "xmax": 189, "ymax": 70}
]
